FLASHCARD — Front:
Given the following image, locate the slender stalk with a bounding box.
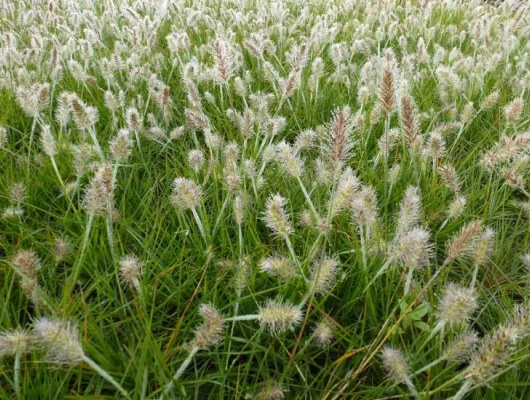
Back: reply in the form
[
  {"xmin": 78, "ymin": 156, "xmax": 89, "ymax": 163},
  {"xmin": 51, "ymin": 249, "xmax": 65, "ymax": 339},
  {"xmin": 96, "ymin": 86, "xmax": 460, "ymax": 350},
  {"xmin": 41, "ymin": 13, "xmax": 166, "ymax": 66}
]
[
  {"xmin": 82, "ymin": 355, "xmax": 130, "ymax": 398},
  {"xmin": 14, "ymin": 351, "xmax": 21, "ymax": 399},
  {"xmin": 88, "ymin": 127, "xmax": 104, "ymax": 159},
  {"xmin": 412, "ymin": 358, "xmax": 443, "ymax": 376},
  {"xmin": 161, "ymin": 347, "xmax": 200, "ymax": 398},
  {"xmin": 212, "ymin": 195, "xmax": 230, "ymax": 237},
  {"xmin": 106, "ymin": 199, "xmax": 116, "ymax": 261},
  {"xmin": 223, "ymin": 314, "xmax": 259, "ymax": 322},
  {"xmin": 452, "ymin": 380, "xmax": 472, "ymax": 400},
  {"xmin": 50, "ymin": 156, "xmax": 65, "ymax": 188},
  {"xmin": 191, "ymin": 207, "xmax": 207, "ymax": 243},
  {"xmin": 62, "ymin": 214, "xmax": 94, "ymax": 305},
  {"xmin": 364, "ymin": 258, "xmax": 393, "ymax": 292},
  {"xmin": 297, "ymin": 176, "xmax": 319, "ymax": 218},
  {"xmin": 470, "ymin": 263, "xmax": 479, "ymax": 289},
  {"xmin": 404, "ymin": 266, "xmax": 414, "ymax": 295},
  {"xmin": 359, "ymin": 224, "xmax": 368, "ymax": 273},
  {"xmin": 27, "ymin": 117, "xmax": 37, "ymax": 165},
  {"xmin": 285, "ymin": 235, "xmax": 306, "ymax": 280},
  {"xmin": 404, "ymin": 376, "xmax": 418, "ymax": 397}
]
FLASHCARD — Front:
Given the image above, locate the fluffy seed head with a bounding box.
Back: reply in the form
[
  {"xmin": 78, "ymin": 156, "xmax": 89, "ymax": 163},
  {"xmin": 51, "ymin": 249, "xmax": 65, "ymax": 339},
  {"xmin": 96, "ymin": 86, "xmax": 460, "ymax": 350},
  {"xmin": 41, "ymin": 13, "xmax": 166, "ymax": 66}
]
[
  {"xmin": 309, "ymin": 257, "xmax": 338, "ymax": 295},
  {"xmin": 447, "ymin": 196, "xmax": 466, "ymax": 220},
  {"xmin": 443, "ymin": 331, "xmax": 479, "ymax": 362},
  {"xmin": 445, "ymin": 220, "xmax": 482, "ymax": 262},
  {"xmin": 390, "ymin": 227, "xmax": 432, "ymax": 269},
  {"xmin": 325, "ymin": 106, "xmax": 355, "ymax": 176},
  {"xmin": 256, "ymin": 382, "xmax": 285, "ymax": 400},
  {"xmin": 110, "ymin": 129, "xmax": 132, "ymax": 162},
  {"xmin": 188, "ymin": 149, "xmax": 205, "ymax": 172},
  {"xmin": 125, "ymin": 107, "xmax": 143, "ymax": 132},
  {"xmin": 40, "ymin": 125, "xmax": 57, "ymax": 157},
  {"xmin": 260, "ymin": 256, "xmax": 297, "ymax": 279},
  {"xmin": 329, "ymin": 168, "xmax": 360, "ymax": 218},
  {"xmin": 9, "ymin": 183, "xmax": 26, "ymax": 204},
  {"xmin": 12, "ymin": 250, "xmax": 41, "ymax": 280},
  {"xmin": 380, "ymin": 58, "xmax": 396, "ymax": 116},
  {"xmin": 0, "ymin": 329, "xmax": 32, "ymax": 356},
  {"xmin": 191, "ymin": 304, "xmax": 225, "ymax": 349},
  {"xmin": 0, "ymin": 126, "xmax": 8, "ymax": 147},
  {"xmin": 119, "ymin": 255, "xmax": 143, "ymax": 291},
  {"xmin": 465, "ymin": 325, "xmax": 518, "ymax": 385},
  {"xmin": 53, "ymin": 237, "xmax": 72, "ymax": 262},
  {"xmin": 258, "ymin": 299, "xmax": 303, "ymax": 334},
  {"xmin": 312, "ymin": 320, "xmax": 334, "ymax": 347},
  {"xmin": 170, "ymin": 177, "xmax": 202, "ymax": 211},
  {"xmin": 263, "ymin": 194, "xmax": 293, "ymax": 238},
  {"xmin": 233, "ymin": 194, "xmax": 244, "ymax": 225},
  {"xmin": 380, "ymin": 346, "xmax": 410, "ymax": 383},
  {"xmin": 33, "ymin": 318, "xmax": 85, "ymax": 364},
  {"xmin": 82, "ymin": 164, "xmax": 115, "ymax": 216},
  {"xmin": 396, "ymin": 186, "xmax": 422, "ymax": 235},
  {"xmin": 351, "ymin": 186, "xmax": 378, "ymax": 226},
  {"xmin": 439, "ymin": 164, "xmax": 461, "ymax": 194},
  {"xmin": 511, "ymin": 304, "xmax": 530, "ymax": 338},
  {"xmin": 471, "ymin": 228, "xmax": 494, "ymax": 267},
  {"xmin": 437, "ymin": 283, "xmax": 478, "ymax": 327},
  {"xmin": 276, "ymin": 141, "xmax": 304, "ymax": 178}
]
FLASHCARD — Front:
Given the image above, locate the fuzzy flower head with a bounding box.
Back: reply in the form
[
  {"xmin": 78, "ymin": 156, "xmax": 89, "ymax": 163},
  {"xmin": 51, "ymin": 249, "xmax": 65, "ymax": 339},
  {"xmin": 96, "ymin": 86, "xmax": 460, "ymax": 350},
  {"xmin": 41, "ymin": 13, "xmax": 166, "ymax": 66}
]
[
  {"xmin": 255, "ymin": 382, "xmax": 286, "ymax": 400},
  {"xmin": 396, "ymin": 186, "xmax": 421, "ymax": 235},
  {"xmin": 82, "ymin": 164, "xmax": 115, "ymax": 216},
  {"xmin": 40, "ymin": 125, "xmax": 57, "ymax": 157},
  {"xmin": 312, "ymin": 319, "xmax": 334, "ymax": 347},
  {"xmin": 445, "ymin": 220, "xmax": 482, "ymax": 262},
  {"xmin": 309, "ymin": 257, "xmax": 338, "ymax": 295},
  {"xmin": 258, "ymin": 299, "xmax": 303, "ymax": 334},
  {"xmin": 437, "ymin": 283, "xmax": 478, "ymax": 327},
  {"xmin": 170, "ymin": 177, "xmax": 202, "ymax": 211},
  {"xmin": 390, "ymin": 227, "xmax": 432, "ymax": 269},
  {"xmin": 443, "ymin": 331, "xmax": 479, "ymax": 363},
  {"xmin": 351, "ymin": 186, "xmax": 378, "ymax": 227},
  {"xmin": 466, "ymin": 325, "xmax": 518, "ymax": 385},
  {"xmin": 119, "ymin": 255, "xmax": 143, "ymax": 291},
  {"xmin": 12, "ymin": 250, "xmax": 41, "ymax": 280},
  {"xmin": 380, "ymin": 346, "xmax": 410, "ymax": 384},
  {"xmin": 471, "ymin": 228, "xmax": 494, "ymax": 267},
  {"xmin": 0, "ymin": 329, "xmax": 32, "ymax": 356},
  {"xmin": 263, "ymin": 194, "xmax": 293, "ymax": 239},
  {"xmin": 276, "ymin": 141, "xmax": 304, "ymax": 178},
  {"xmin": 53, "ymin": 237, "xmax": 72, "ymax": 262},
  {"xmin": 260, "ymin": 256, "xmax": 297, "ymax": 279},
  {"xmin": 33, "ymin": 318, "xmax": 85, "ymax": 365},
  {"xmin": 191, "ymin": 304, "xmax": 225, "ymax": 350},
  {"xmin": 110, "ymin": 129, "xmax": 132, "ymax": 162},
  {"xmin": 188, "ymin": 149, "xmax": 205, "ymax": 172}
]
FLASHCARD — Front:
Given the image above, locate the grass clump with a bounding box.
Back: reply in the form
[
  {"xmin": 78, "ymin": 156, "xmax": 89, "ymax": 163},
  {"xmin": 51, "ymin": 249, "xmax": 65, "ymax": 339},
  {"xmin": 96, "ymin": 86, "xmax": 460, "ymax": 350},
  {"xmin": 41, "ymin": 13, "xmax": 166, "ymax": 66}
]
[{"xmin": 1, "ymin": 0, "xmax": 530, "ymax": 398}]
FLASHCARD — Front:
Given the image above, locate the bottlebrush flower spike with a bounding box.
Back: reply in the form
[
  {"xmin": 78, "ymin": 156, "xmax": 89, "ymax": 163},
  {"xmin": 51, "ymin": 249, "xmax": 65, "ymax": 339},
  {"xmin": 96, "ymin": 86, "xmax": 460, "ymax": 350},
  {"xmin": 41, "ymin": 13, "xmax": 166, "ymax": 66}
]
[
  {"xmin": 258, "ymin": 299, "xmax": 303, "ymax": 334},
  {"xmin": 309, "ymin": 257, "xmax": 338, "ymax": 295},
  {"xmin": 119, "ymin": 255, "xmax": 143, "ymax": 292},
  {"xmin": 437, "ymin": 283, "xmax": 478, "ymax": 328},
  {"xmin": 0, "ymin": 329, "xmax": 32, "ymax": 357},
  {"xmin": 260, "ymin": 256, "xmax": 297, "ymax": 279},
  {"xmin": 170, "ymin": 177, "xmax": 202, "ymax": 211},
  {"xmin": 396, "ymin": 186, "xmax": 422, "ymax": 235},
  {"xmin": 33, "ymin": 318, "xmax": 85, "ymax": 365},
  {"xmin": 190, "ymin": 304, "xmax": 225, "ymax": 350},
  {"xmin": 324, "ymin": 106, "xmax": 355, "ymax": 176},
  {"xmin": 445, "ymin": 220, "xmax": 482, "ymax": 263},
  {"xmin": 263, "ymin": 194, "xmax": 293, "ymax": 239}
]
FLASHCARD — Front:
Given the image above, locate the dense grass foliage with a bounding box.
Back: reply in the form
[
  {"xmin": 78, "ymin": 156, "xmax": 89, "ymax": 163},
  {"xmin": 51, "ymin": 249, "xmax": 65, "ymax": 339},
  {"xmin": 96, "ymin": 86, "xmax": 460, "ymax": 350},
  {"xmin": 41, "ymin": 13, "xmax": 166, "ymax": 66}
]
[{"xmin": 1, "ymin": 0, "xmax": 530, "ymax": 398}]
